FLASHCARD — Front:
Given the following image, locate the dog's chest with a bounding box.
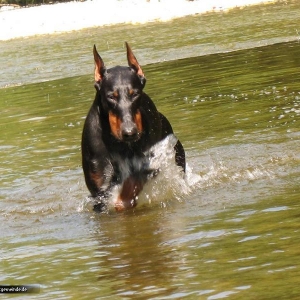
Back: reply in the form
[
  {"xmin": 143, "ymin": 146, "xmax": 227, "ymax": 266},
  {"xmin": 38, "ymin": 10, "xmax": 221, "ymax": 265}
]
[{"xmin": 109, "ymin": 152, "xmax": 149, "ymax": 181}]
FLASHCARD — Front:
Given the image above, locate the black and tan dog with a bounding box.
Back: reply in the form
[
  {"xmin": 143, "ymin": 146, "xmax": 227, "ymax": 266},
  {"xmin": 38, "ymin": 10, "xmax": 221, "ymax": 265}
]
[{"xmin": 81, "ymin": 42, "xmax": 185, "ymax": 211}]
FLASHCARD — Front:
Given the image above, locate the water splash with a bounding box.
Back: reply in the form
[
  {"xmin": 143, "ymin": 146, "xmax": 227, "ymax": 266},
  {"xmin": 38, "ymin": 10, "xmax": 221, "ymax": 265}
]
[{"xmin": 86, "ymin": 135, "xmax": 199, "ymax": 213}]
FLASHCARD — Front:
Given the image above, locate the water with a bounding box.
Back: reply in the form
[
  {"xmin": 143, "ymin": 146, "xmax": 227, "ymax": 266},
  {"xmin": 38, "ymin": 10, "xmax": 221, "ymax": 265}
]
[{"xmin": 1, "ymin": 1, "xmax": 300, "ymax": 299}]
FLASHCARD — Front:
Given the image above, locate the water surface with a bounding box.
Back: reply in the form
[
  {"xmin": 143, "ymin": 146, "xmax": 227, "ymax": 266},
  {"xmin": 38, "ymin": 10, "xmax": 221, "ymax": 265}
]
[{"xmin": 0, "ymin": 2, "xmax": 300, "ymax": 299}]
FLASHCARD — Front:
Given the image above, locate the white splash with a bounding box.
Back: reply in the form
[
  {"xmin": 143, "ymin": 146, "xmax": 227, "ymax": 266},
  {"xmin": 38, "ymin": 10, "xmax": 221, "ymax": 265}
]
[{"xmin": 102, "ymin": 134, "xmax": 198, "ymax": 211}]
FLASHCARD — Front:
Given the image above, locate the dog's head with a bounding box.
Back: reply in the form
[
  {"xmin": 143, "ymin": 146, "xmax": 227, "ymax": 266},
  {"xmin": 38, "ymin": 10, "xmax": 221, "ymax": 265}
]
[{"xmin": 93, "ymin": 42, "xmax": 146, "ymax": 143}]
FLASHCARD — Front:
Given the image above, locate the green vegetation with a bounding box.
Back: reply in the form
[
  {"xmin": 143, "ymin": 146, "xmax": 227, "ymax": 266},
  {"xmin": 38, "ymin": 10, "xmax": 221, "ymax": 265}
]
[{"xmin": 0, "ymin": 0, "xmax": 84, "ymax": 7}]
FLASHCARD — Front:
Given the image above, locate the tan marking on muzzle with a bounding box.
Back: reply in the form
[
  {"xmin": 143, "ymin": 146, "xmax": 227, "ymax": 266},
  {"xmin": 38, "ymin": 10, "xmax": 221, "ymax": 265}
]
[
  {"xmin": 113, "ymin": 91, "xmax": 119, "ymax": 98},
  {"xmin": 134, "ymin": 110, "xmax": 143, "ymax": 134},
  {"xmin": 108, "ymin": 111, "xmax": 122, "ymax": 140}
]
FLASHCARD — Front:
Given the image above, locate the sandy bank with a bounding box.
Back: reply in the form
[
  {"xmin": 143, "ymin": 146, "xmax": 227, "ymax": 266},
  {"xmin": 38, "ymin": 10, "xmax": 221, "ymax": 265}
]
[{"xmin": 0, "ymin": 0, "xmax": 275, "ymax": 41}]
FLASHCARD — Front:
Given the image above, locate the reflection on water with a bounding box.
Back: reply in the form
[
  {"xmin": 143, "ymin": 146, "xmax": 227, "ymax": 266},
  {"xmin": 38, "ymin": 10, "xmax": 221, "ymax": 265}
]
[{"xmin": 0, "ymin": 3, "xmax": 300, "ymax": 299}]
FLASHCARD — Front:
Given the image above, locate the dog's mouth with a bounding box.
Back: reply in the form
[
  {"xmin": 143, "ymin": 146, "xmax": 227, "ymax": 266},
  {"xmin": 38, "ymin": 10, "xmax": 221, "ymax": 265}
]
[{"xmin": 121, "ymin": 131, "xmax": 141, "ymax": 143}]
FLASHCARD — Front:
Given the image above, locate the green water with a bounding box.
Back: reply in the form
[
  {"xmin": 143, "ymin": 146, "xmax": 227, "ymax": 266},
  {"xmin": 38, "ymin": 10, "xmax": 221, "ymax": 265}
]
[{"xmin": 1, "ymin": 1, "xmax": 300, "ymax": 299}]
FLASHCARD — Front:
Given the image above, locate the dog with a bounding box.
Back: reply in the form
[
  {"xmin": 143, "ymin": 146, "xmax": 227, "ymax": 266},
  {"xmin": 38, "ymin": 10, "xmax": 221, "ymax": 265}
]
[{"xmin": 81, "ymin": 42, "xmax": 185, "ymax": 211}]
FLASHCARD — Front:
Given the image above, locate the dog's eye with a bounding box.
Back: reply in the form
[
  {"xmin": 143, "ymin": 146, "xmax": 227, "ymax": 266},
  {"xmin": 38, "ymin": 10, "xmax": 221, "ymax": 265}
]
[
  {"xmin": 106, "ymin": 95, "xmax": 118, "ymax": 109},
  {"xmin": 107, "ymin": 93, "xmax": 117, "ymax": 102},
  {"xmin": 130, "ymin": 91, "xmax": 140, "ymax": 100}
]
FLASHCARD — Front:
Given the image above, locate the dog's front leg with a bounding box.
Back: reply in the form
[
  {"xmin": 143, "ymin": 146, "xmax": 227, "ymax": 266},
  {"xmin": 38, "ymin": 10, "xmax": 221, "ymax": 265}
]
[{"xmin": 114, "ymin": 175, "xmax": 144, "ymax": 211}]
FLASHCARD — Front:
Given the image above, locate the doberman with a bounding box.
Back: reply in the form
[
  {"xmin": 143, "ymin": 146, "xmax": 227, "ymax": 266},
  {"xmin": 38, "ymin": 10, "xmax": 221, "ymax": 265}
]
[{"xmin": 81, "ymin": 42, "xmax": 185, "ymax": 211}]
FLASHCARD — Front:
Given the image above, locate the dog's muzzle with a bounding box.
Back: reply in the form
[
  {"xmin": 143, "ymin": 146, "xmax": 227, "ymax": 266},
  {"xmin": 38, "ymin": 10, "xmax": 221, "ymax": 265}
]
[{"xmin": 121, "ymin": 115, "xmax": 139, "ymax": 142}]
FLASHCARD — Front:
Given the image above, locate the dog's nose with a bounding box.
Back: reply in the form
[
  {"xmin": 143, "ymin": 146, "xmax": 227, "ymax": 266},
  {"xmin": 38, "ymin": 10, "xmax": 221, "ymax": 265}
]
[{"xmin": 122, "ymin": 125, "xmax": 138, "ymax": 141}]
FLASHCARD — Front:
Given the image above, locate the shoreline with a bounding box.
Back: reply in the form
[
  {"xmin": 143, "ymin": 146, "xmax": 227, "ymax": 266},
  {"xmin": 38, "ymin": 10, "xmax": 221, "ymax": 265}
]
[{"xmin": 0, "ymin": 0, "xmax": 276, "ymax": 41}]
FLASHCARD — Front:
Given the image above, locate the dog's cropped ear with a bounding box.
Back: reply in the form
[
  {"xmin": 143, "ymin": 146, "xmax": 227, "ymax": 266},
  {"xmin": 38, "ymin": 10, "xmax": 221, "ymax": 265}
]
[
  {"xmin": 93, "ymin": 45, "xmax": 106, "ymax": 91},
  {"xmin": 125, "ymin": 42, "xmax": 146, "ymax": 86}
]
